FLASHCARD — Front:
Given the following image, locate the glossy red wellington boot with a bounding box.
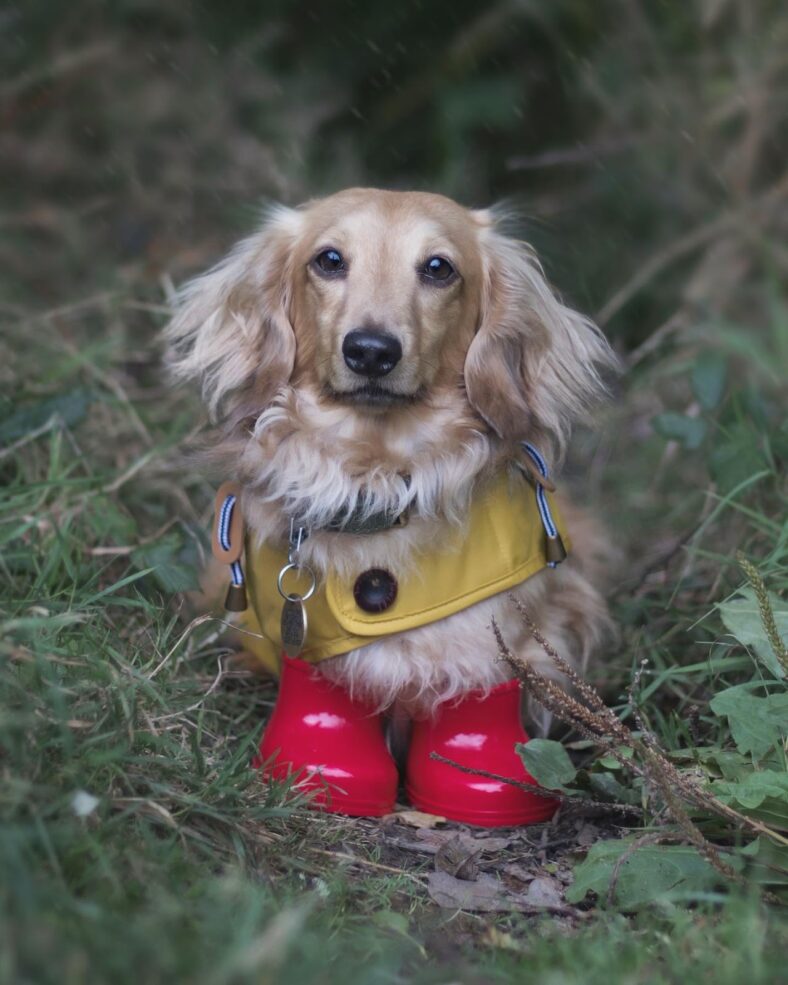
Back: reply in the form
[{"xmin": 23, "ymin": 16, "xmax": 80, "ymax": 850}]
[
  {"xmin": 256, "ymin": 656, "xmax": 398, "ymax": 817},
  {"xmin": 406, "ymin": 680, "xmax": 559, "ymax": 827}
]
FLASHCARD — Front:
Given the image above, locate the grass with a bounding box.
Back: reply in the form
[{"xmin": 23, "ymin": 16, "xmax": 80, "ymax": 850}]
[{"xmin": 2, "ymin": 2, "xmax": 788, "ymax": 982}]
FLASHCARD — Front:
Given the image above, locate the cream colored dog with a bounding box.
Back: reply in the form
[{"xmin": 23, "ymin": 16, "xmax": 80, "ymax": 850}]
[{"xmin": 167, "ymin": 188, "xmax": 617, "ymax": 729}]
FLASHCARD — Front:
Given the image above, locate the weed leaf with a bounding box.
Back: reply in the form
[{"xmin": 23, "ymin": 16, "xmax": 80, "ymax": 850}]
[
  {"xmin": 709, "ymin": 685, "xmax": 788, "ymax": 760},
  {"xmin": 517, "ymin": 739, "xmax": 577, "ymax": 790},
  {"xmin": 0, "ymin": 387, "xmax": 95, "ymax": 443},
  {"xmin": 566, "ymin": 840, "xmax": 722, "ymax": 908},
  {"xmin": 132, "ymin": 533, "xmax": 200, "ymax": 594},
  {"xmin": 692, "ymin": 353, "xmax": 727, "ymax": 410},
  {"xmin": 717, "ymin": 588, "xmax": 788, "ymax": 679},
  {"xmin": 652, "ymin": 412, "xmax": 706, "ymax": 449},
  {"xmin": 710, "ymin": 773, "xmax": 788, "ymax": 831}
]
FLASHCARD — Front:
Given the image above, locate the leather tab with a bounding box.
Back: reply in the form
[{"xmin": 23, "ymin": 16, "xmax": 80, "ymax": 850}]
[
  {"xmin": 545, "ymin": 532, "xmax": 568, "ymax": 565},
  {"xmin": 224, "ymin": 583, "xmax": 248, "ymax": 612}
]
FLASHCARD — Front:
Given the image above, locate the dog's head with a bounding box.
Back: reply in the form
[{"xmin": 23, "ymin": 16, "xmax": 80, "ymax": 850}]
[{"xmin": 166, "ymin": 188, "xmax": 616, "ymax": 458}]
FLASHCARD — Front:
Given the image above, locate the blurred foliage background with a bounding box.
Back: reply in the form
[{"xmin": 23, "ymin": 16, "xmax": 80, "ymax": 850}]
[
  {"xmin": 4, "ymin": 0, "xmax": 786, "ymax": 334},
  {"xmin": 4, "ymin": 0, "xmax": 786, "ymax": 577},
  {"xmin": 1, "ymin": 1, "xmax": 787, "ymax": 982}
]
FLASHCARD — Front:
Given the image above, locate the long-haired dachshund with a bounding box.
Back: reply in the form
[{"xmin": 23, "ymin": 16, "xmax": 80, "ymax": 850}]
[{"xmin": 166, "ymin": 188, "xmax": 617, "ymax": 824}]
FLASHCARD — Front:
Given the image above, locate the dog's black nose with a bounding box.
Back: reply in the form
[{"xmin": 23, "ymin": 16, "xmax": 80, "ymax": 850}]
[{"xmin": 342, "ymin": 330, "xmax": 402, "ymax": 378}]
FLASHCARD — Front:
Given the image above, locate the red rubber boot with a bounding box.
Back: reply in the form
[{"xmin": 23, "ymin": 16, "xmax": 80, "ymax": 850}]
[
  {"xmin": 406, "ymin": 679, "xmax": 559, "ymax": 827},
  {"xmin": 256, "ymin": 656, "xmax": 398, "ymax": 817}
]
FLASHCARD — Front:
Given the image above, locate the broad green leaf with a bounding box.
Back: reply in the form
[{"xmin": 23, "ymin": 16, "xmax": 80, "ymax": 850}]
[
  {"xmin": 371, "ymin": 910, "xmax": 411, "ymax": 936},
  {"xmin": 516, "ymin": 739, "xmax": 576, "ymax": 790},
  {"xmin": 587, "ymin": 770, "xmax": 641, "ymax": 805},
  {"xmin": 652, "ymin": 412, "xmax": 706, "ymax": 449},
  {"xmin": 711, "ymin": 771, "xmax": 788, "ymax": 810},
  {"xmin": 566, "ymin": 839, "xmax": 722, "ymax": 908},
  {"xmin": 0, "ymin": 387, "xmax": 95, "ymax": 443},
  {"xmin": 710, "ymin": 772, "xmax": 788, "ymax": 831},
  {"xmin": 709, "ymin": 424, "xmax": 767, "ymax": 494},
  {"xmin": 717, "ymin": 587, "xmax": 788, "ymax": 679},
  {"xmin": 598, "ymin": 746, "xmax": 633, "ymax": 770},
  {"xmin": 691, "ymin": 353, "xmax": 727, "ymax": 410},
  {"xmin": 132, "ymin": 534, "xmax": 200, "ymax": 594},
  {"xmin": 440, "ymin": 77, "xmax": 522, "ymax": 130},
  {"xmin": 709, "ymin": 685, "xmax": 788, "ymax": 760},
  {"xmin": 738, "ymin": 838, "xmax": 788, "ymax": 890},
  {"xmin": 83, "ymin": 494, "xmax": 138, "ymax": 543},
  {"xmin": 689, "ymin": 747, "xmax": 759, "ymax": 782}
]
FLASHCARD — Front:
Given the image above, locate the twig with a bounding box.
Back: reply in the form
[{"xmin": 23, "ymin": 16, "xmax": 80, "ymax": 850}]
[
  {"xmin": 430, "ymin": 752, "xmax": 642, "ymax": 816},
  {"xmin": 508, "ymin": 594, "xmax": 609, "ymax": 714},
  {"xmin": 1, "ymin": 41, "xmax": 117, "ymax": 101},
  {"xmin": 101, "ymin": 449, "xmax": 158, "ymax": 494},
  {"xmin": 495, "ymin": 602, "xmax": 788, "ymax": 872},
  {"xmin": 310, "ymin": 848, "xmax": 428, "ymax": 886},
  {"xmin": 0, "ymin": 416, "xmax": 58, "ymax": 460},
  {"xmin": 508, "ymin": 135, "xmax": 642, "ymax": 171},
  {"xmin": 85, "ymin": 519, "xmax": 179, "ymax": 557},
  {"xmin": 596, "ymin": 171, "xmax": 788, "ymax": 325},
  {"xmin": 429, "ymin": 752, "xmax": 559, "ymax": 800},
  {"xmin": 150, "ymin": 656, "xmax": 225, "ymax": 722},
  {"xmin": 597, "ymin": 214, "xmax": 733, "ymax": 325},
  {"xmin": 146, "ymin": 613, "xmax": 216, "ymax": 680}
]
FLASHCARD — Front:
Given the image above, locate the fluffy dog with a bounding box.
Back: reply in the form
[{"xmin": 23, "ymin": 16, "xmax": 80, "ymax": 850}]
[{"xmin": 166, "ymin": 188, "xmax": 617, "ymax": 733}]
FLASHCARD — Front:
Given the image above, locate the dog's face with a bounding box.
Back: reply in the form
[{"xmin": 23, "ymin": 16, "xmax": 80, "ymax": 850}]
[
  {"xmin": 167, "ymin": 188, "xmax": 615, "ymax": 457},
  {"xmin": 287, "ymin": 190, "xmax": 485, "ymax": 410}
]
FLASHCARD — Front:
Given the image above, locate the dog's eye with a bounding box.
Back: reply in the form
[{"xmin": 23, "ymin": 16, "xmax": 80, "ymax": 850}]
[
  {"xmin": 313, "ymin": 248, "xmax": 346, "ymax": 277},
  {"xmin": 420, "ymin": 256, "xmax": 456, "ymax": 284}
]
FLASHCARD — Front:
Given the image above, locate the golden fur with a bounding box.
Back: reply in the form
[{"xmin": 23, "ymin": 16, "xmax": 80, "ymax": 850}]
[{"xmin": 166, "ymin": 188, "xmax": 618, "ymax": 729}]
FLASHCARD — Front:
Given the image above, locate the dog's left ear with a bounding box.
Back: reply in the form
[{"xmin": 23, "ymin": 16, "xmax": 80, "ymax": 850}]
[{"xmin": 464, "ymin": 215, "xmax": 618, "ymax": 459}]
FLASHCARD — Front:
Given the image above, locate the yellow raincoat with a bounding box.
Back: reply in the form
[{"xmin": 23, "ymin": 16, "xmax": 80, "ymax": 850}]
[{"xmin": 240, "ymin": 469, "xmax": 568, "ymax": 675}]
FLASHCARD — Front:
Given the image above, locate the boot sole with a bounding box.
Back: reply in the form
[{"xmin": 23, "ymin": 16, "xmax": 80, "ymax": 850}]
[{"xmin": 406, "ymin": 784, "xmax": 558, "ymax": 827}]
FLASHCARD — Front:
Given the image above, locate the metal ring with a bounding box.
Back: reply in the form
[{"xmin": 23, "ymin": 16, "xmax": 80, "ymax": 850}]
[{"xmin": 276, "ymin": 562, "xmax": 317, "ymax": 602}]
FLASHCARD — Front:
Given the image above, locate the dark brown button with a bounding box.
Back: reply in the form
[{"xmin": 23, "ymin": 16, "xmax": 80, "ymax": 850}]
[{"xmin": 353, "ymin": 568, "xmax": 398, "ymax": 614}]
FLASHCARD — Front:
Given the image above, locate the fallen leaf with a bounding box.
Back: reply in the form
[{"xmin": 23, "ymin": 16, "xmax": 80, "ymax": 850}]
[
  {"xmin": 435, "ymin": 835, "xmax": 481, "ymax": 880},
  {"xmin": 428, "ymin": 871, "xmax": 516, "ymax": 912},
  {"xmin": 392, "ymin": 809, "xmax": 447, "ymax": 829},
  {"xmin": 523, "ymin": 875, "xmax": 564, "ymax": 908},
  {"xmin": 428, "ymin": 870, "xmax": 570, "ymax": 913},
  {"xmin": 576, "ymin": 822, "xmax": 600, "ymax": 846},
  {"xmin": 483, "ymin": 927, "xmax": 525, "ymax": 952},
  {"xmin": 502, "ymin": 862, "xmax": 536, "ymax": 884}
]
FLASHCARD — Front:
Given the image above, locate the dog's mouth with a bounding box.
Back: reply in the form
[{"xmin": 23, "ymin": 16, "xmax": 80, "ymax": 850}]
[{"xmin": 323, "ymin": 382, "xmax": 425, "ymax": 409}]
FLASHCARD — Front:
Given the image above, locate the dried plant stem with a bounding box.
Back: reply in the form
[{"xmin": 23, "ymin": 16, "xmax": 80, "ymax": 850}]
[
  {"xmin": 429, "ymin": 752, "xmax": 558, "ymax": 799},
  {"xmin": 508, "ymin": 595, "xmax": 610, "ymax": 714},
  {"xmin": 491, "ymin": 602, "xmax": 788, "ymax": 897},
  {"xmin": 429, "ymin": 752, "xmax": 642, "ymax": 816}
]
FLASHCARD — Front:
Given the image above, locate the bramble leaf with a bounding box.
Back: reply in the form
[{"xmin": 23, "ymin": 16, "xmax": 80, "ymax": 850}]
[
  {"xmin": 566, "ymin": 840, "xmax": 723, "ymax": 908},
  {"xmin": 709, "ymin": 685, "xmax": 788, "ymax": 760}
]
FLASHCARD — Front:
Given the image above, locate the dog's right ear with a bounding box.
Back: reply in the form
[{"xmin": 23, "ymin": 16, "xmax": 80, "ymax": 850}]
[{"xmin": 164, "ymin": 206, "xmax": 302, "ymax": 420}]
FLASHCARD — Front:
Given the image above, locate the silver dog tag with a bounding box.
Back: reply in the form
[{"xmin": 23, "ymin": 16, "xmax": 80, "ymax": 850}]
[{"xmin": 281, "ymin": 597, "xmax": 308, "ymax": 657}]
